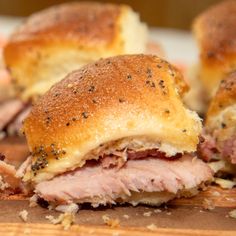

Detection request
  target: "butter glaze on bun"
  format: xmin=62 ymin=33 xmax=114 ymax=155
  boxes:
xmin=23 ymin=54 xmax=202 ymax=183
xmin=205 ymin=72 xmax=236 ymax=164
xmin=199 ymin=71 xmax=236 ymax=169
xmin=193 ymin=0 xmax=236 ymax=97
xmin=206 ymin=72 xmax=236 ymax=126
xmin=3 ymin=2 xmax=148 ymax=100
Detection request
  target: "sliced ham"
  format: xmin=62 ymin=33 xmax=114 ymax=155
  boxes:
xmin=198 ymin=134 xmax=218 ymax=162
xmin=101 ymin=149 xmax=181 ymax=169
xmin=0 ymin=160 xmax=22 ymax=192
xmin=35 ymin=155 xmax=213 ymax=205
xmin=0 ymin=69 xmax=12 ymax=103
xmin=16 ymin=156 xmax=32 ymax=179
xmin=127 ymin=149 xmax=182 ymax=160
xmin=0 ymin=99 xmax=25 ymax=131
xmin=199 ymin=133 xmax=236 ymax=165
xmin=101 ymin=155 xmax=123 ymax=169
xmin=222 ymin=136 xmax=236 ymax=164
xmin=7 ymin=106 xmax=31 ymax=136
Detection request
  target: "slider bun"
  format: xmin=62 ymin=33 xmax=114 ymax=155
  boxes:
xmin=3 ymin=2 xmax=147 ymax=101
xmin=205 ymin=72 xmax=236 ymax=142
xmin=193 ymin=0 xmax=236 ymax=97
xmin=23 ymin=54 xmax=202 ymax=183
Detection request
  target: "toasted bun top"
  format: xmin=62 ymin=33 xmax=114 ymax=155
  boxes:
xmin=23 ymin=55 xmax=202 ymax=183
xmin=193 ymin=0 xmax=236 ymax=65
xmin=8 ymin=2 xmax=122 ymax=48
xmin=4 ymin=2 xmax=148 ymax=101
xmin=206 ymin=71 xmax=236 ymax=129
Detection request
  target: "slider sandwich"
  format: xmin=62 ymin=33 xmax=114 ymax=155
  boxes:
xmin=1 ymin=1 xmax=148 ymax=136
xmin=19 ymin=55 xmax=213 ymax=207
xmin=199 ymin=71 xmax=236 ymax=174
xmin=193 ymin=0 xmax=236 ymax=100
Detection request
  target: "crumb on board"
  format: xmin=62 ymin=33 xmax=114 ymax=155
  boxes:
xmin=88 ymin=229 xmax=95 ymax=234
xmin=212 ymin=191 xmax=221 ymax=197
xmin=154 ymin=209 xmax=162 ymax=213
xmin=200 ymin=182 xmax=207 ymax=191
xmin=23 ymin=228 xmax=31 ymax=234
xmin=202 ymin=198 xmax=215 ymax=210
xmin=166 ymin=212 xmax=172 ymax=216
xmin=55 ymin=203 xmax=79 ymax=213
xmin=146 ymin=224 xmax=158 ymax=231
xmin=214 ymin=178 xmax=236 ymax=189
xmin=112 ymin=232 xmax=120 ymax=236
xmin=143 ymin=211 xmax=152 ymax=217
xmin=123 ymin=214 xmax=130 ymax=219
xmin=229 ymin=209 xmax=236 ymax=219
xmin=0 ymin=175 xmax=9 ymax=191
xmin=29 ymin=195 xmax=38 ymax=207
xmin=18 ymin=209 xmax=28 ymax=222
xmin=46 ymin=215 xmax=59 ymax=224
xmin=46 ymin=212 xmax=75 ymax=230
xmin=102 ymin=215 xmax=120 ymax=228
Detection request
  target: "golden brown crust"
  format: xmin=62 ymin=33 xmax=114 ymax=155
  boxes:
xmin=194 ymin=0 xmax=236 ymax=64
xmin=3 ymin=2 xmax=135 ymax=100
xmin=206 ymin=71 xmax=236 ymax=127
xmin=23 ymin=55 xmax=202 ymax=182
xmin=204 ymin=72 xmax=236 ymax=164
xmin=6 ymin=2 xmax=122 ymax=51
xmin=193 ymin=0 xmax=236 ymax=95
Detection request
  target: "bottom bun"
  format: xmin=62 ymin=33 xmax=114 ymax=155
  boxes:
xmin=120 ymin=187 xmax=199 ymax=207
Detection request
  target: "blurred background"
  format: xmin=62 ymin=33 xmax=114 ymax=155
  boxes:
xmin=0 ymin=0 xmax=223 ymax=29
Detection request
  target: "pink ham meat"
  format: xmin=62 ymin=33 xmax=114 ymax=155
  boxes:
xmin=0 ymin=160 xmax=22 ymax=193
xmin=7 ymin=106 xmax=31 ymax=136
xmin=198 ymin=134 xmax=218 ymax=162
xmin=101 ymin=149 xmax=181 ymax=168
xmin=0 ymin=99 xmax=25 ymax=130
xmin=127 ymin=149 xmax=181 ymax=160
xmin=0 ymin=69 xmax=12 ymax=103
xmin=222 ymin=136 xmax=236 ymax=164
xmin=199 ymin=133 xmax=236 ymax=165
xmin=35 ymin=155 xmax=213 ymax=204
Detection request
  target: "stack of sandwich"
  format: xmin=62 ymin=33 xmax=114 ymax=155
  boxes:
xmin=0 ymin=0 xmax=235 ymax=212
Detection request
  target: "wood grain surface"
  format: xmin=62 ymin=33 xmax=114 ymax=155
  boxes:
xmin=1 ymin=223 xmax=236 ymax=236
xmin=0 ymin=137 xmax=236 ymax=235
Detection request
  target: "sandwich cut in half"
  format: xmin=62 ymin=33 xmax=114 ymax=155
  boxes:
xmin=199 ymin=71 xmax=236 ymax=175
xmin=19 ymin=55 xmax=213 ymax=207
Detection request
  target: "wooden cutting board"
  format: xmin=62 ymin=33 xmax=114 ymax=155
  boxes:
xmin=0 ymin=137 xmax=236 ymax=236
